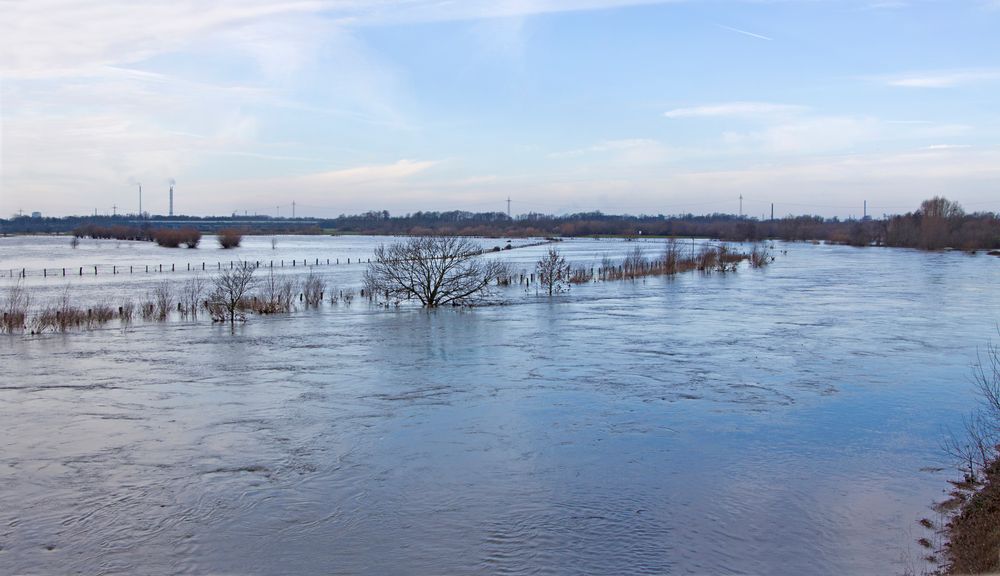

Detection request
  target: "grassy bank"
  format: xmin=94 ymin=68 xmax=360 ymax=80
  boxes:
xmin=922 ymin=342 xmax=1000 ymax=574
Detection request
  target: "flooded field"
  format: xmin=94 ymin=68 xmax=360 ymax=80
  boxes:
xmin=2 ymin=235 xmax=999 ymax=575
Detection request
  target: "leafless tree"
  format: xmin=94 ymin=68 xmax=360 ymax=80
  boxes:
xmin=622 ymin=245 xmax=647 ymax=279
xmin=209 ymin=262 xmax=256 ymax=324
xmin=536 ymin=247 xmax=571 ymax=296
xmin=946 ymin=340 xmax=1000 ymax=482
xmin=1 ymin=278 xmax=30 ymax=333
xmin=364 ymin=236 xmax=508 ymax=307
xmin=255 ymin=268 xmax=295 ymax=313
xmin=662 ymin=239 xmax=682 ymax=274
xmin=303 ymin=271 xmax=325 ymax=307
xmin=180 ymin=275 xmax=208 ymax=319
xmin=151 ymin=280 xmax=172 ymax=321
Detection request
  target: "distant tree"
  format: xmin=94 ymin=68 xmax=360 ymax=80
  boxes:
xmin=218 ymin=229 xmax=243 ymax=249
xmin=536 ymin=247 xmax=571 ymax=296
xmin=364 ymin=236 xmax=508 ymax=307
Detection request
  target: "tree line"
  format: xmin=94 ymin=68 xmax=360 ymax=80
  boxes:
xmin=4 ymin=197 xmax=998 ymax=251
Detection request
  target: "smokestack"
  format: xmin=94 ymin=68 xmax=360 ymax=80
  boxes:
xmin=138 ymin=183 xmax=142 ymax=217
xmin=169 ymin=185 xmax=174 ymax=217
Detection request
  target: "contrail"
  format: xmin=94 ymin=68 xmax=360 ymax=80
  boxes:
xmin=717 ymin=24 xmax=773 ymax=41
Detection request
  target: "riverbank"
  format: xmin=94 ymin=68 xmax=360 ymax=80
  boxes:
xmin=942 ymin=461 xmax=1000 ymax=574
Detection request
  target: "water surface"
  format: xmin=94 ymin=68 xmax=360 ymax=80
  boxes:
xmin=1 ymin=236 xmax=998 ymax=575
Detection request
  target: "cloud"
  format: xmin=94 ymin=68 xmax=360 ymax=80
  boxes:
xmin=885 ymin=70 xmax=1000 ymax=88
xmin=549 ymin=139 xmax=671 ymax=165
xmin=664 ymin=102 xmax=807 ymax=119
xmin=299 ymin=159 xmax=438 ymax=186
xmin=923 ymin=144 xmax=972 ymax=150
xmin=716 ymin=24 xmax=772 ymax=41
xmin=721 ymin=116 xmax=881 ymax=154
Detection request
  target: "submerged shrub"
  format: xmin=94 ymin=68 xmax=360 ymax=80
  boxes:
xmin=1 ymin=279 xmax=30 ymax=333
xmin=218 ymin=229 xmax=243 ymax=249
xmin=153 ymin=228 xmax=201 ymax=248
xmin=252 ymin=269 xmax=295 ymax=314
xmin=303 ymin=271 xmax=325 ymax=307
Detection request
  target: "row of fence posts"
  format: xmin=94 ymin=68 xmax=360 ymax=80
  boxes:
xmin=7 ymin=257 xmax=378 ymax=279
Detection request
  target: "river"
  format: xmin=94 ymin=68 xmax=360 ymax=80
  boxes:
xmin=1 ymin=235 xmax=998 ymax=574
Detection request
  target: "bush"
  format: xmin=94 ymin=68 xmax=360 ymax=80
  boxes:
xmin=218 ymin=229 xmax=243 ymax=249
xmin=1 ymin=279 xmax=30 ymax=333
xmin=152 ymin=228 xmax=201 ymax=248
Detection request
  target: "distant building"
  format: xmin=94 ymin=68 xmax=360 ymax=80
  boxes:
xmin=30 ymin=211 xmax=41 ymax=219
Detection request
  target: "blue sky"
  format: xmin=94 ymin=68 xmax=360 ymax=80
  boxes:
xmin=2 ymin=0 xmax=999 ymax=218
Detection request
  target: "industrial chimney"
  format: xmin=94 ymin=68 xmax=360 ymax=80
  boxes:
xmin=169 ymin=184 xmax=174 ymax=217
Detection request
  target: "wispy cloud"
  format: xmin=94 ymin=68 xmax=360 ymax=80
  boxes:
xmin=549 ymin=139 xmax=670 ymax=165
xmin=717 ymin=24 xmax=772 ymax=41
xmin=923 ymin=144 xmax=972 ymax=150
xmin=664 ymin=102 xmax=806 ymax=119
xmin=299 ymin=159 xmax=438 ymax=186
xmin=884 ymin=69 xmax=1000 ymax=88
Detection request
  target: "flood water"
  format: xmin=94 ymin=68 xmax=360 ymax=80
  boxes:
xmin=2 ymin=235 xmax=999 ymax=575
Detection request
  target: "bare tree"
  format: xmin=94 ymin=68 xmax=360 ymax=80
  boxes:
xmin=180 ymin=275 xmax=208 ymax=319
xmin=946 ymin=340 xmax=1000 ymax=482
xmin=208 ymin=262 xmax=257 ymax=324
xmin=303 ymin=271 xmax=325 ymax=307
xmin=255 ymin=268 xmax=296 ymax=313
xmin=622 ymin=245 xmax=647 ymax=279
xmin=536 ymin=247 xmax=571 ymax=296
xmin=364 ymin=236 xmax=508 ymax=307
xmin=151 ymin=280 xmax=173 ymax=321
xmin=1 ymin=278 xmax=30 ymax=333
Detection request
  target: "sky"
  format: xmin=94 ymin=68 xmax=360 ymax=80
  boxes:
xmin=1 ymin=0 xmax=998 ymax=219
